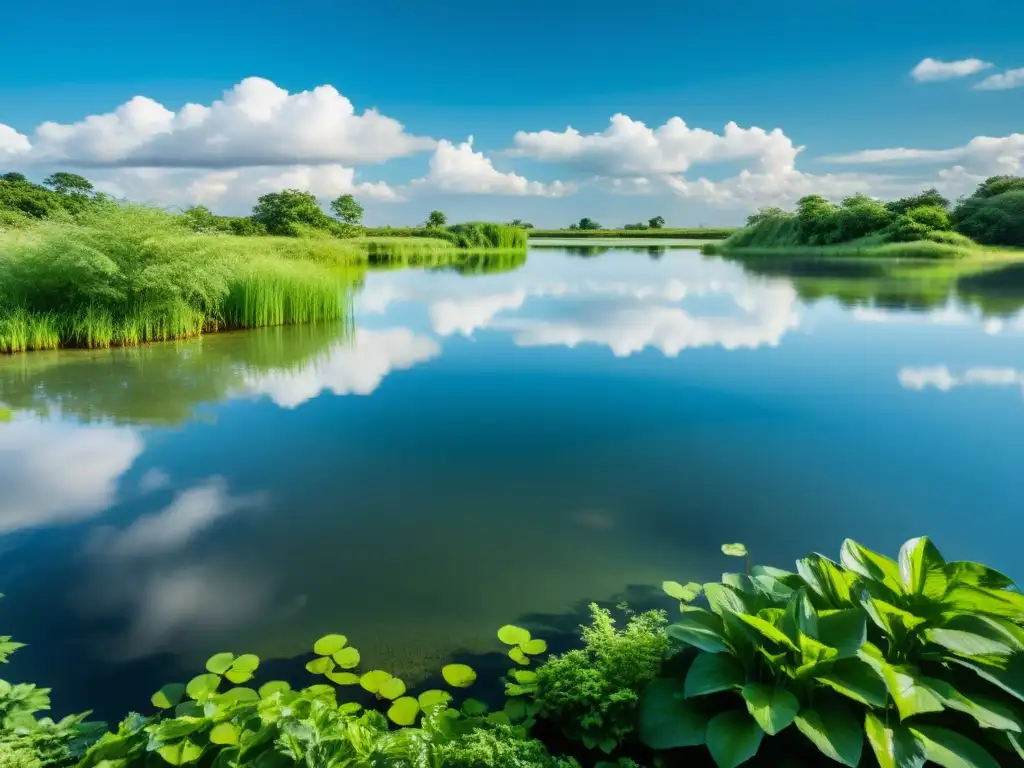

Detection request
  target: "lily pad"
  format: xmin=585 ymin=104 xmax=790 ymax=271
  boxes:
xmin=332 ymin=647 xmax=360 ymax=669
xmin=224 ymin=669 xmax=253 ymax=685
xmin=521 ymin=639 xmax=547 ymax=655
xmin=313 ymin=634 xmax=348 ymax=656
xmin=185 ymin=673 xmax=221 ymax=701
xmin=339 ymin=701 xmax=362 ymax=714
xmin=387 ymin=696 xmax=420 ymax=726
xmin=151 ymin=683 xmax=186 ymax=710
xmin=509 ymin=648 xmax=529 ymax=665
xmin=418 ymin=689 xmax=453 ymax=711
xmin=305 ymin=657 xmax=335 ymax=675
xmin=325 ymin=671 xmax=360 ymax=686
xmin=258 ymin=681 xmax=291 ymax=699
xmin=158 ymin=740 xmax=203 ymax=766
xmin=219 ymin=687 xmax=259 ymax=705
xmin=461 ymin=698 xmax=488 ymax=716
xmin=442 ymin=663 xmax=478 ymax=688
xmin=231 ymin=654 xmax=260 ymax=672
xmin=210 ymin=722 xmax=240 ymax=745
xmin=663 ymin=581 xmax=704 ymax=602
xmin=378 ymin=677 xmax=407 ymax=700
xmin=722 ymin=543 xmax=748 ymax=558
xmin=205 ymin=653 xmax=235 ymax=675
xmin=360 ymin=670 xmax=393 ymax=694
xmin=512 ymin=670 xmax=538 ymax=684
xmin=497 ymin=625 xmax=532 ymax=646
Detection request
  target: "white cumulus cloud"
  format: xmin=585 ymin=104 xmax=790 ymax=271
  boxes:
xmin=411 ymin=137 xmax=572 ymax=197
xmin=820 ymin=133 xmax=1024 ymax=178
xmin=0 ymin=418 xmax=143 ymax=534
xmin=7 ymin=77 xmax=434 ymax=168
xmin=975 ymin=67 xmax=1024 ymax=91
xmin=911 ymin=58 xmax=993 ymax=82
xmin=242 ymin=328 xmax=440 ymax=407
xmin=0 ymin=124 xmax=31 ymax=159
xmin=511 ymin=114 xmax=803 ymax=176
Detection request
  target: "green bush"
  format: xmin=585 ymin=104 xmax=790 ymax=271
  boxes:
xmin=952 ymin=190 xmax=1024 ymax=247
xmin=886 ymin=189 xmax=950 ymax=215
xmin=641 ymin=537 xmax=1024 ymax=767
xmin=905 ymin=204 xmax=952 ymax=231
xmin=528 ymin=604 xmax=668 ymax=755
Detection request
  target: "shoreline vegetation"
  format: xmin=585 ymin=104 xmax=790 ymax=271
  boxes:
xmin=0 ymin=173 xmax=527 ymax=354
xmin=4 ymin=536 xmax=1024 ymax=767
xmin=528 ymin=229 xmax=735 ymax=240
xmin=703 ymin=175 xmax=1024 ymax=261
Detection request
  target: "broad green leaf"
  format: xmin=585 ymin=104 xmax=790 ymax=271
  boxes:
xmin=218 ymin=686 xmax=258 ymax=705
xmin=209 ymin=723 xmax=239 ymax=746
xmin=797 ymin=554 xmax=857 ymax=607
xmin=741 ymin=684 xmax=799 ymax=735
xmin=734 ymin=612 xmax=799 ymax=651
xmin=926 ymin=628 xmax=1014 ymax=657
xmin=637 ymin=677 xmax=708 ymax=749
xmin=944 ymin=562 xmax=1015 ymax=591
xmin=231 ymin=654 xmax=259 ymax=672
xmin=909 ymin=725 xmax=1000 ymax=768
xmin=898 ymin=537 xmax=948 ymax=599
xmin=783 ymin=587 xmax=818 ymax=641
xmin=684 ymin=652 xmax=745 ymax=698
xmin=151 ymin=683 xmax=186 ymax=710
xmin=418 ymin=689 xmax=452 ymax=711
xmin=512 ymin=670 xmax=537 ymax=684
xmin=880 ymin=664 xmax=944 ymax=721
xmin=442 ymin=663 xmax=477 ymax=688
xmin=503 ymin=698 xmax=527 ymax=722
xmin=205 ymin=653 xmax=234 ymax=675
xmin=150 ymin=716 xmax=205 ymax=741
xmin=705 ymin=583 xmax=751 ymax=617
xmin=859 ymin=590 xmax=926 ymax=640
xmin=185 ymin=673 xmax=220 ymax=702
xmin=794 ymin=703 xmax=863 ymax=767
xmin=798 ymin=633 xmax=839 ymax=672
xmin=752 ymin=574 xmax=796 ymax=604
xmin=707 ymin=710 xmax=763 ymax=768
xmin=722 ymin=543 xmax=748 ymax=557
xmin=723 ymin=573 xmax=757 ymax=595
xmin=816 ymin=609 xmax=867 ymax=658
xmin=921 ymin=677 xmax=1022 ymax=732
xmin=461 ymin=698 xmax=488 ymax=716
xmin=313 ymin=634 xmax=348 ymax=655
xmin=332 ymin=647 xmax=360 ymax=668
xmin=339 ymin=701 xmax=362 ymax=714
xmin=865 ymin=712 xmax=924 ymax=768
xmin=944 ymin=655 xmax=1024 ymax=704
xmin=158 ymin=740 xmax=203 ymax=766
xmin=258 ymin=681 xmax=290 ymax=698
xmin=939 ymin=614 xmax=1024 ymax=652
xmin=815 ymin=658 xmax=887 ymax=707
xmin=224 ymin=669 xmax=252 ymax=685
xmin=497 ymin=625 xmax=531 ymax=646
xmin=944 ymin=584 xmax=1024 ymax=621
xmin=521 ymin=639 xmax=547 ymax=655
xmin=840 ymin=539 xmax=903 ymax=594
xmin=387 ymin=696 xmax=420 ymax=726
xmin=752 ymin=564 xmax=802 ymax=583
xmin=378 ymin=677 xmax=406 ymax=700
xmin=509 ymin=647 xmax=529 ymax=665
xmin=359 ymin=670 xmax=393 ymax=694
xmin=325 ymin=671 xmax=359 ymax=685
xmin=667 ymin=609 xmax=732 ymax=653
xmin=663 ymin=581 xmax=703 ymax=602
xmin=305 ymin=657 xmax=335 ymax=675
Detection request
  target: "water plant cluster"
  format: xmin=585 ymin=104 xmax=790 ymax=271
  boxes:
xmin=0 ymin=173 xmax=528 ymax=353
xmin=708 ymin=175 xmax=1024 ymax=258
xmin=2 ymin=536 xmax=1022 ymax=767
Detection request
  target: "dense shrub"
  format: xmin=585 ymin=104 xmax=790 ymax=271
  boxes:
xmin=904 ymin=204 xmax=952 ymax=231
xmin=886 ymin=188 xmax=950 ymax=215
xmin=952 ymin=189 xmax=1024 ymax=247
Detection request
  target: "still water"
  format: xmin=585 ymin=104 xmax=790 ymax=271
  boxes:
xmin=2 ymin=244 xmax=1023 ymax=719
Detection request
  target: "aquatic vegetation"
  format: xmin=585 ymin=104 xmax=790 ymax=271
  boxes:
xmin=529 ymin=228 xmax=735 ymax=240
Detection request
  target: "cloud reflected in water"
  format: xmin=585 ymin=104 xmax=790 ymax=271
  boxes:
xmin=899 ymin=366 xmax=1024 ymax=395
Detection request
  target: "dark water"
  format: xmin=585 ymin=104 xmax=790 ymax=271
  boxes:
xmin=2 ymin=245 xmax=1024 ymax=721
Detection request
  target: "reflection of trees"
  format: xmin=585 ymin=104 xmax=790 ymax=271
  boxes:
xmin=436 ymin=251 xmax=527 ymax=276
xmin=720 ymin=254 xmax=1024 ymax=316
xmin=0 ymin=321 xmax=352 ymax=426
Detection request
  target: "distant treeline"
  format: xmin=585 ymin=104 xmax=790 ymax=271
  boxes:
xmin=528 ymin=228 xmax=735 ymax=239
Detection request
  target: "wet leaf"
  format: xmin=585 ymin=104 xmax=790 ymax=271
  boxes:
xmin=205 ymin=653 xmax=235 ymax=675
xmin=325 ymin=671 xmax=360 ymax=686
xmin=418 ymin=689 xmax=452 ymax=711
xmin=258 ymin=681 xmax=290 ymax=699
xmin=231 ymin=654 xmax=260 ymax=672
xmin=442 ymin=664 xmax=477 ymax=688
xmin=521 ymin=639 xmax=547 ymax=655
xmin=209 ymin=723 xmax=239 ymax=746
xmin=185 ymin=674 xmax=221 ymax=702
xmin=339 ymin=701 xmax=362 ymax=714
xmin=305 ymin=657 xmax=335 ymax=675
xmin=332 ymin=647 xmax=360 ymax=669
xmin=722 ymin=543 xmax=748 ymax=558
xmin=387 ymin=696 xmax=419 ymax=726
xmin=509 ymin=648 xmax=530 ymax=665
xmin=224 ymin=669 xmax=253 ymax=685
xmin=151 ymin=683 xmax=186 ymax=710
xmin=359 ymin=670 xmax=393 ymax=694
xmin=497 ymin=625 xmax=531 ymax=646
xmin=663 ymin=581 xmax=703 ymax=602
xmin=313 ymin=634 xmax=348 ymax=656
xmin=378 ymin=677 xmax=407 ymax=700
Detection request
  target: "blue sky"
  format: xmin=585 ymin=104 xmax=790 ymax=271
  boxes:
xmin=2 ymin=0 xmax=1022 ymax=226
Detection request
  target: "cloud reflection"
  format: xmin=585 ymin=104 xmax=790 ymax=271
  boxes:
xmin=899 ymin=366 xmax=1024 ymax=394
xmin=242 ymin=328 xmax=440 ymax=408
xmin=0 ymin=417 xmax=142 ymax=534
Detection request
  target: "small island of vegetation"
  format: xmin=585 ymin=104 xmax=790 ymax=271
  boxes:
xmin=529 ymin=216 xmax=735 ymax=240
xmin=0 ymin=173 xmax=526 ymax=354
xmin=705 ymin=175 xmax=1024 ymax=260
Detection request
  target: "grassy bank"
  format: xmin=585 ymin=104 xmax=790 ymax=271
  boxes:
xmin=0 ymin=208 xmax=526 ymax=353
xmin=528 ymin=228 xmax=735 ymax=240
xmin=5 ymin=536 xmax=1024 ymax=768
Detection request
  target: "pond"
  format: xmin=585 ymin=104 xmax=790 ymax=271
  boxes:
xmin=2 ymin=243 xmax=1023 ymax=721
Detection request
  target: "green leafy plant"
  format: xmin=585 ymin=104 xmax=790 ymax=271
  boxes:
xmin=530 ymin=604 xmax=668 ymax=755
xmin=641 ymin=537 xmax=1024 ymax=767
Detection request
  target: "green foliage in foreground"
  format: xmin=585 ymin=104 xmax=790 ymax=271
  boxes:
xmin=4 ymin=536 xmax=1022 ymax=767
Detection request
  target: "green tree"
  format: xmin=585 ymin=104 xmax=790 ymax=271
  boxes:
xmin=577 ymin=217 xmax=602 ymax=230
xmin=647 ymin=215 xmax=665 ymax=229
xmin=42 ymin=172 xmax=94 ymax=196
xmin=970 ymin=175 xmax=1024 ymax=200
xmin=251 ymin=189 xmax=331 ymax=236
xmin=330 ymin=194 xmax=364 ymax=226
xmin=952 ymin=190 xmax=1024 ymax=246
xmin=886 ymin=188 xmax=950 ymax=215
xmin=1 ymin=172 xmax=29 ymax=184
xmin=427 ymin=210 xmax=448 ymax=228
xmin=509 ymin=219 xmax=534 ymax=229
xmin=623 ymin=222 xmax=648 ymax=230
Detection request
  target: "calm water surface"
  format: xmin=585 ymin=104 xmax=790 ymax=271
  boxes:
xmin=2 ymin=245 xmax=1023 ymax=718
